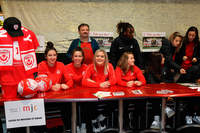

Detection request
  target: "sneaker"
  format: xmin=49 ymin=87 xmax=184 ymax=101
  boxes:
xmin=92 ymin=120 xmax=100 ymax=133
xmin=150 ymin=120 xmax=160 ymax=129
xmin=150 ymin=115 xmax=160 ymax=129
xmin=185 ymin=116 xmax=193 ymax=124
xmin=97 ymin=114 xmax=106 ymax=121
xmin=97 ymin=114 xmax=107 ymax=131
xmin=77 ymin=126 xmax=81 ymax=133
xmin=165 ymin=106 xmax=175 ymax=118
xmin=193 ymin=116 xmax=200 ymax=124
xmin=99 ymin=120 xmax=106 ymax=131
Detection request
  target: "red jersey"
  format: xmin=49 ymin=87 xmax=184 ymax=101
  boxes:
xmin=0 ymin=27 xmax=39 ymax=85
xmin=82 ymin=63 xmax=116 ymax=87
xmin=65 ymin=63 xmax=87 ymax=86
xmin=115 ymin=66 xmax=146 ymax=87
xmin=181 ymin=42 xmax=194 ymax=70
xmin=38 ymin=61 xmax=73 ymax=88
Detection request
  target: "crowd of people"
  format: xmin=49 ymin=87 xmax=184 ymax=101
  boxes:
xmin=1 ymin=17 xmax=200 ymax=133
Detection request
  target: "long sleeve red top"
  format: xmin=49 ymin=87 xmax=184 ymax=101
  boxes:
xmin=115 ymin=65 xmax=146 ymax=87
xmin=38 ymin=61 xmax=73 ymax=88
xmin=82 ymin=63 xmax=116 ymax=87
xmin=65 ymin=63 xmax=87 ymax=86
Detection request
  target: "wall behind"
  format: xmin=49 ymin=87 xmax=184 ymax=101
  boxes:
xmin=1 ymin=0 xmax=200 ymax=52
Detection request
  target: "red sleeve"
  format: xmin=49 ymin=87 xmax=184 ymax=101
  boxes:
xmin=107 ymin=63 xmax=116 ymax=85
xmin=115 ymin=67 xmax=128 ymax=87
xmin=82 ymin=64 xmax=100 ymax=87
xmin=29 ymin=29 xmax=39 ymax=49
xmin=63 ymin=71 xmax=73 ymax=88
xmin=38 ymin=61 xmax=48 ymax=75
xmin=62 ymin=64 xmax=73 ymax=88
xmin=134 ymin=66 xmax=146 ymax=86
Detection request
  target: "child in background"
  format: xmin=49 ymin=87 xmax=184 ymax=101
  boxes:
xmin=144 ymin=53 xmax=172 ymax=83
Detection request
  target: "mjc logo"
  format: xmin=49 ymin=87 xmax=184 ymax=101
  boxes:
xmin=23 ymin=104 xmax=37 ymax=112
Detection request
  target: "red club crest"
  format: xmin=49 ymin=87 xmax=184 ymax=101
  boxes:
xmin=0 ymin=50 xmax=10 ymax=64
xmin=13 ymin=24 xmax=19 ymax=30
xmin=24 ymin=54 xmax=34 ymax=68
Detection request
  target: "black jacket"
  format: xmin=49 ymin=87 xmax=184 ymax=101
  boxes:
xmin=110 ymin=35 xmax=144 ymax=69
xmin=160 ymin=38 xmax=182 ymax=72
xmin=144 ymin=65 xmax=173 ymax=84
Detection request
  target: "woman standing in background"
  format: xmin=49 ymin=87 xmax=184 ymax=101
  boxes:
xmin=110 ymin=22 xmax=144 ymax=70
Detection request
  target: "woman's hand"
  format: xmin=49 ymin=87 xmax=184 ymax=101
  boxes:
xmin=127 ymin=81 xmax=134 ymax=87
xmin=180 ymin=68 xmax=186 ymax=74
xmin=61 ymin=84 xmax=69 ymax=90
xmin=134 ymin=81 xmax=142 ymax=86
xmin=192 ymin=58 xmax=197 ymax=63
xmin=100 ymin=81 xmax=110 ymax=88
xmin=52 ymin=84 xmax=61 ymax=91
xmin=183 ymin=56 xmax=188 ymax=61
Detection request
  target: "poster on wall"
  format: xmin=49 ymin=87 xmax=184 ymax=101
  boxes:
xmin=0 ymin=14 xmax=4 ymax=27
xmin=142 ymin=32 xmax=166 ymax=52
xmin=90 ymin=32 xmax=113 ymax=52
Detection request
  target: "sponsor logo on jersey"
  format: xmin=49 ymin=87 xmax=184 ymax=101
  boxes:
xmin=56 ymin=70 xmax=61 ymax=74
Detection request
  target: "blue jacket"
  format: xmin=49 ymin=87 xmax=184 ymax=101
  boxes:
xmin=66 ymin=38 xmax=99 ymax=64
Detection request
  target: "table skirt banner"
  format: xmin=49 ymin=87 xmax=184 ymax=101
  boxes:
xmin=4 ymin=98 xmax=46 ymax=128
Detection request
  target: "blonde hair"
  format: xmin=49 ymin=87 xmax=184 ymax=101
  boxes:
xmin=93 ymin=49 xmax=109 ymax=75
xmin=117 ymin=52 xmax=134 ymax=74
xmin=168 ymin=32 xmax=183 ymax=53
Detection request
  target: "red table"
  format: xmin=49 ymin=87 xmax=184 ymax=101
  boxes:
xmin=1 ymin=83 xmax=200 ymax=133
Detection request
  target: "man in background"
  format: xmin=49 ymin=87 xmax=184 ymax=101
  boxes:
xmin=66 ymin=23 xmax=99 ymax=64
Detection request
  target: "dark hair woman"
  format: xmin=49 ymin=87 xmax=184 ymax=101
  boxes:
xmin=110 ymin=22 xmax=144 ymax=70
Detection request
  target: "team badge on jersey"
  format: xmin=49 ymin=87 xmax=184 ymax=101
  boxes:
xmin=14 ymin=24 xmax=19 ymax=30
xmin=56 ymin=70 xmax=61 ymax=74
xmin=0 ymin=50 xmax=10 ymax=64
xmin=24 ymin=54 xmax=34 ymax=68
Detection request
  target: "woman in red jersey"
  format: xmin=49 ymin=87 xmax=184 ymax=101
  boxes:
xmin=82 ymin=49 xmax=116 ymax=88
xmin=38 ymin=41 xmax=72 ymax=91
xmin=115 ymin=52 xmax=146 ymax=87
xmin=65 ymin=47 xmax=87 ymax=87
xmin=82 ymin=49 xmax=117 ymax=132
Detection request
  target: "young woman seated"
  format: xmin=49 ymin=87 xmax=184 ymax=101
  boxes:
xmin=115 ymin=52 xmax=146 ymax=87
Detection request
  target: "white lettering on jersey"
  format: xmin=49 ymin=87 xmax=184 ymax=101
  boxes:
xmin=13 ymin=41 xmax=21 ymax=61
xmin=24 ymin=34 xmax=32 ymax=42
xmin=0 ymin=30 xmax=7 ymax=37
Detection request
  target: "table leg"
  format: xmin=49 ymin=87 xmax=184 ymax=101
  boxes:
xmin=72 ymin=102 xmax=76 ymax=133
xmin=119 ymin=99 xmax=123 ymax=133
xmin=161 ymin=97 xmax=167 ymax=133
xmin=26 ymin=127 xmax=30 ymax=133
